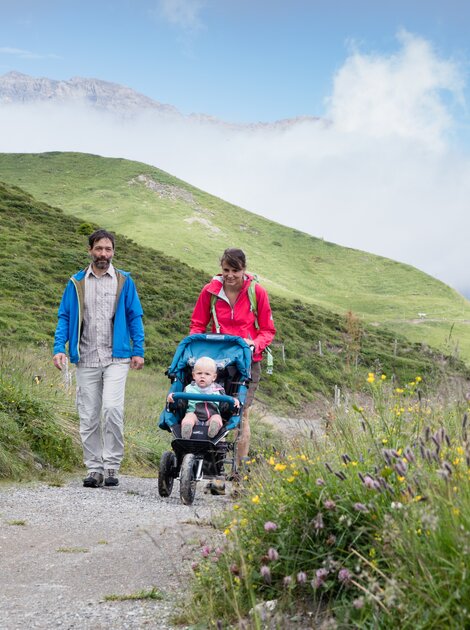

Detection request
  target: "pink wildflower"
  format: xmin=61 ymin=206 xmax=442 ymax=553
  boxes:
xmin=316 ymin=478 xmax=325 ymax=486
xmin=353 ymin=597 xmax=365 ymax=609
xmin=283 ymin=576 xmax=292 ymax=587
xmin=267 ymin=547 xmax=279 ymax=562
xmin=297 ymin=571 xmax=307 ymax=584
xmin=324 ymin=499 xmax=336 ymax=510
xmin=260 ymin=565 xmax=271 ymax=584
xmin=353 ymin=502 xmax=369 ymax=512
xmin=338 ymin=568 xmax=352 ymax=583
xmin=201 ymin=545 xmax=211 ymax=557
xmin=264 ymin=521 xmax=278 ymax=532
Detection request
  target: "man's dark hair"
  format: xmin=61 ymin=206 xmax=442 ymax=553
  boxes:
xmin=88 ymin=229 xmax=115 ymax=249
xmin=220 ymin=248 xmax=246 ymax=270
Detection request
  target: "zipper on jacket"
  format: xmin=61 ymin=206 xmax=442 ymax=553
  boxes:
xmin=71 ymin=277 xmax=81 ymax=361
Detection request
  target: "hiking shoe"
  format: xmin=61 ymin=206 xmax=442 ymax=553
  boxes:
xmin=208 ymin=418 xmax=221 ymax=438
xmin=104 ymin=470 xmax=119 ymax=487
xmin=210 ymin=479 xmax=226 ymax=495
xmin=83 ymin=472 xmax=104 ymax=488
xmin=181 ymin=424 xmax=192 ymax=439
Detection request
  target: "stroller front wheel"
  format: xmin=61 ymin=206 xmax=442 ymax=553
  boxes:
xmin=180 ymin=453 xmax=197 ymax=505
xmin=158 ymin=451 xmax=177 ymax=497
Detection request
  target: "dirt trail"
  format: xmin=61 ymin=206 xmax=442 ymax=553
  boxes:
xmin=0 ymin=475 xmax=229 ymax=630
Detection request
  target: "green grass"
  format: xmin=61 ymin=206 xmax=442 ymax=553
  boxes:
xmin=2 ymin=179 xmax=463 ymax=421
xmin=0 ymin=151 xmax=469 ymax=361
xmin=104 ymin=587 xmax=163 ymax=601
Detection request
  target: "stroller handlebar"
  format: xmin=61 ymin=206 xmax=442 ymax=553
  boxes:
xmin=170 ymin=392 xmax=240 ymax=411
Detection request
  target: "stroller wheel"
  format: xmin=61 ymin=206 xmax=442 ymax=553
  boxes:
xmin=158 ymin=451 xmax=177 ymax=497
xmin=180 ymin=453 xmax=197 ymax=505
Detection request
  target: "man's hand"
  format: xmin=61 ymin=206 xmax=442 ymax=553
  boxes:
xmin=53 ymin=353 xmax=67 ymax=370
xmin=130 ymin=356 xmax=144 ymax=370
xmin=167 ymin=392 xmax=174 ymax=403
xmin=233 ymin=398 xmax=240 ymax=408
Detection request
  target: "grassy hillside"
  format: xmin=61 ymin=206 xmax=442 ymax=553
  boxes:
xmin=0 ymin=152 xmax=469 ymax=361
xmin=1 ymin=180 xmax=466 ymax=415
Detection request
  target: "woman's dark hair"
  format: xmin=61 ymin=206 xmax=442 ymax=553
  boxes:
xmin=88 ymin=229 xmax=115 ymax=249
xmin=220 ymin=248 xmax=246 ymax=270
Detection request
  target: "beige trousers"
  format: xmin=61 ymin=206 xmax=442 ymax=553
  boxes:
xmin=76 ymin=363 xmax=130 ymax=474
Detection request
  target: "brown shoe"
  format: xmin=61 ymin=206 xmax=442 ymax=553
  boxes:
xmin=104 ymin=469 xmax=119 ymax=487
xmin=83 ymin=472 xmax=104 ymax=488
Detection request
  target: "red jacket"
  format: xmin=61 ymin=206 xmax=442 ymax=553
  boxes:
xmin=190 ymin=274 xmax=276 ymax=362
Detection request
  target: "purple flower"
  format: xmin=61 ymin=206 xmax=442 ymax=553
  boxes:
xmin=191 ymin=562 xmax=199 ymax=571
xmin=312 ymin=512 xmax=324 ymax=530
xmin=297 ymin=571 xmax=307 ymax=584
xmin=230 ymin=563 xmax=239 ymax=575
xmin=260 ymin=565 xmax=271 ymax=584
xmin=214 ymin=547 xmax=223 ymax=557
xmin=267 ymin=547 xmax=279 ymax=562
xmin=316 ymin=478 xmax=325 ymax=486
xmin=283 ymin=576 xmax=292 ymax=587
xmin=353 ymin=502 xmax=369 ymax=512
xmin=324 ymin=499 xmax=336 ymax=510
xmin=338 ymin=568 xmax=352 ymax=583
xmin=264 ymin=521 xmax=278 ymax=532
xmin=312 ymin=568 xmax=328 ymax=589
xmin=201 ymin=545 xmax=211 ymax=557
xmin=353 ymin=597 xmax=364 ymax=609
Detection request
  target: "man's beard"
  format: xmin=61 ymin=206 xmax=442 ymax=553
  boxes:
xmin=92 ymin=256 xmax=112 ymax=269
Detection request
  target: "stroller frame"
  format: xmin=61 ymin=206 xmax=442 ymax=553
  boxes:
xmin=158 ymin=334 xmax=252 ymax=505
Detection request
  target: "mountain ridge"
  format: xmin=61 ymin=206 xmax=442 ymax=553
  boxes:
xmin=0 ymin=71 xmax=321 ymax=130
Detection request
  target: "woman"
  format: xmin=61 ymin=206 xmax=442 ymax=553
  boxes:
xmin=190 ymin=248 xmax=276 ymax=464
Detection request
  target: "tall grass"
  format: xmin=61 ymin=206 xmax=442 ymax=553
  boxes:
xmin=185 ymin=374 xmax=470 ymax=628
xmin=0 ymin=345 xmax=172 ymax=479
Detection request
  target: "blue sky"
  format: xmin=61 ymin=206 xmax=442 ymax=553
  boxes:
xmin=1 ymin=0 xmax=469 ymax=124
xmin=1 ymin=1 xmax=470 ymax=297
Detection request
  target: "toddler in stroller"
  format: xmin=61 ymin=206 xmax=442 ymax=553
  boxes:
xmin=167 ymin=356 xmax=240 ymax=439
xmin=158 ymin=334 xmax=252 ymax=505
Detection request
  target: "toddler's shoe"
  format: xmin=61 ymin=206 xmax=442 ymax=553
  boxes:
xmin=181 ymin=424 xmax=192 ymax=439
xmin=208 ymin=418 xmax=221 ymax=438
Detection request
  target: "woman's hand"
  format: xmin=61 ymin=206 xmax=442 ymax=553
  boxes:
xmin=243 ymin=338 xmax=255 ymax=350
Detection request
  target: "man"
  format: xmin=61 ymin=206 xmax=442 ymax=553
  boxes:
xmin=53 ymin=229 xmax=145 ymax=488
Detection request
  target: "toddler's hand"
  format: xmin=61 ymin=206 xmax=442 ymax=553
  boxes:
xmin=233 ymin=398 xmax=240 ymax=408
xmin=167 ymin=393 xmax=174 ymax=403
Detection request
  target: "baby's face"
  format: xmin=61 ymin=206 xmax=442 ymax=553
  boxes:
xmin=193 ymin=362 xmax=217 ymax=388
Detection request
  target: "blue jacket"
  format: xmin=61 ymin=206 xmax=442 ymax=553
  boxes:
xmin=53 ymin=267 xmax=145 ymax=364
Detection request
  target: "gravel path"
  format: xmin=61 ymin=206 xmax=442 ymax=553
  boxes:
xmin=0 ymin=475 xmax=231 ymax=629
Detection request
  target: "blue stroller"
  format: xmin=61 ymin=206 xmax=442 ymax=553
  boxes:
xmin=158 ymin=333 xmax=252 ymax=505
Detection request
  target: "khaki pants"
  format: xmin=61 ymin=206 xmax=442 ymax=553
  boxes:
xmin=76 ymin=363 xmax=130 ymax=474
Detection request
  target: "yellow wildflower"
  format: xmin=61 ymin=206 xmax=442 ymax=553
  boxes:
xmin=251 ymin=495 xmax=260 ymax=504
xmin=415 ymin=376 xmax=422 ymax=382
xmin=287 ymin=476 xmax=295 ymax=483
xmin=381 ymin=374 xmax=387 ymax=380
xmin=367 ymin=373 xmax=375 ymax=383
xmin=268 ymin=456 xmax=276 ymax=466
xmin=274 ymin=463 xmax=287 ymax=472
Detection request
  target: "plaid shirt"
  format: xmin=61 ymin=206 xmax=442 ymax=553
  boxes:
xmin=78 ymin=263 xmax=129 ymax=368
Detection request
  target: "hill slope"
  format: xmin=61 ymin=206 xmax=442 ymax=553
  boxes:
xmin=2 ymin=181 xmax=465 ymax=413
xmin=0 ymin=151 xmax=469 ymax=362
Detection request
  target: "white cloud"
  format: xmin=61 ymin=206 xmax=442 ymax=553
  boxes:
xmin=157 ymin=0 xmax=207 ymax=30
xmin=327 ymin=31 xmax=464 ymax=149
xmin=0 ymin=46 xmax=59 ymax=59
xmin=0 ymin=32 xmax=469 ymax=295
